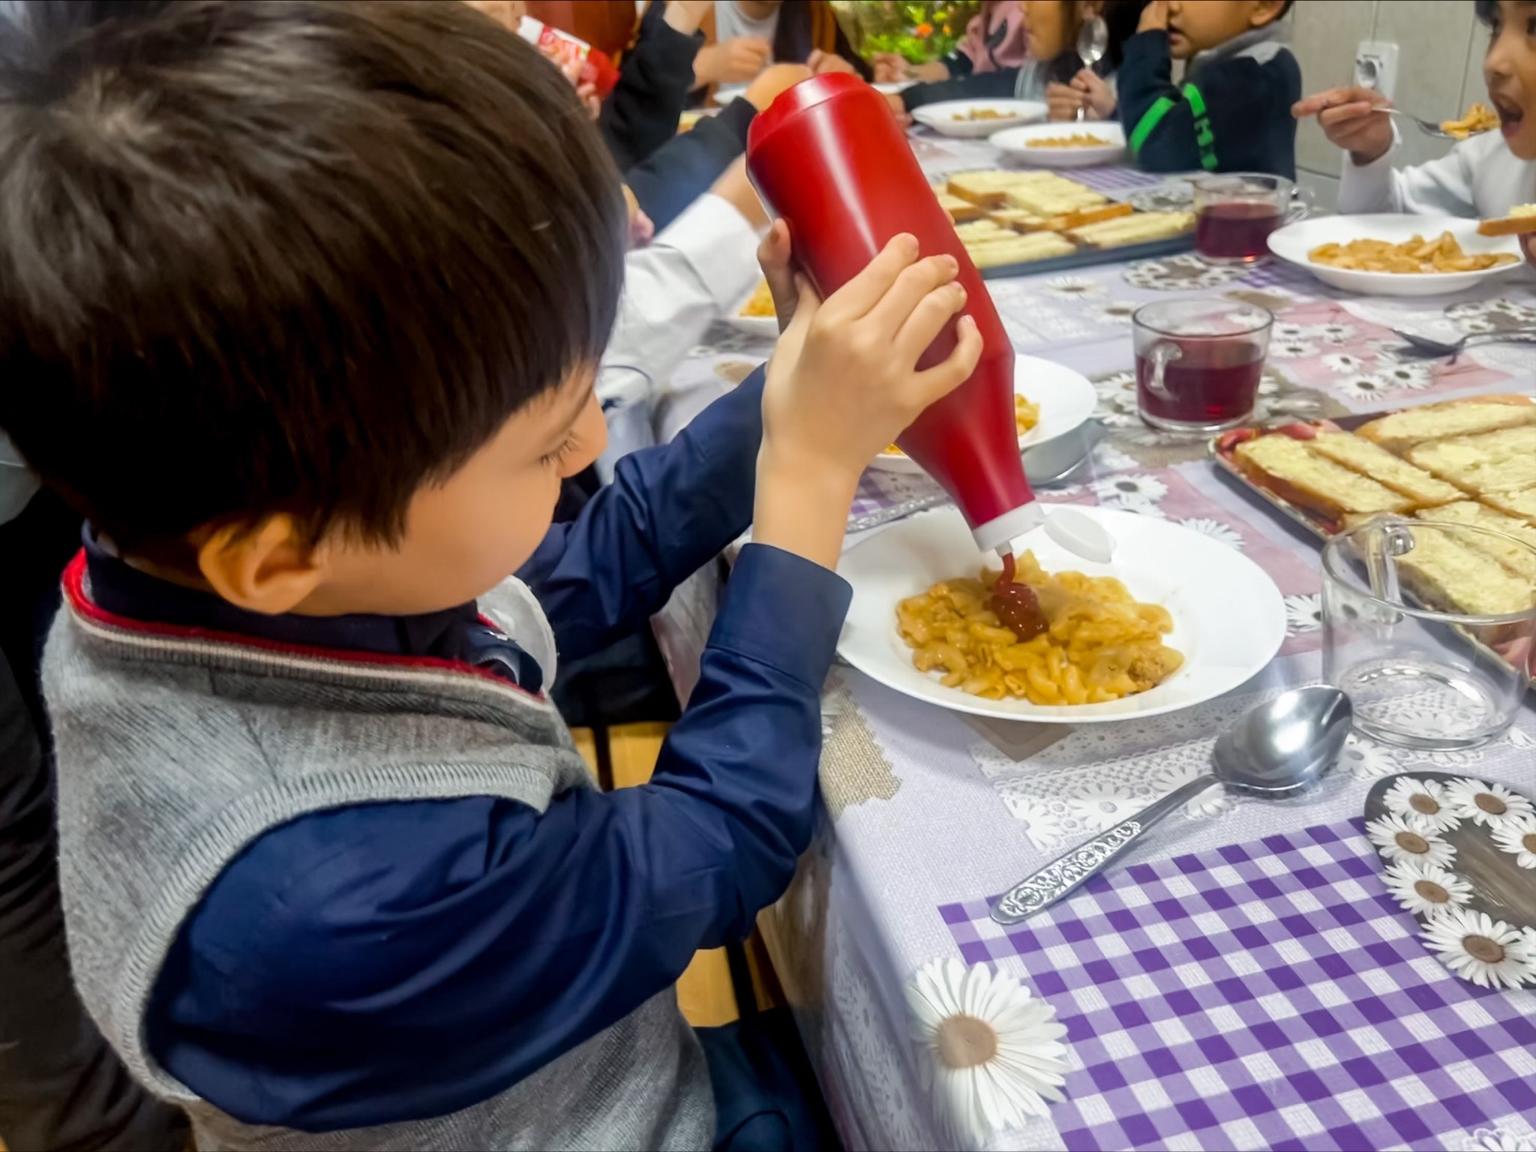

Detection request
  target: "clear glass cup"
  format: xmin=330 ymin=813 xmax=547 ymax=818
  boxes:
xmin=1192 ymin=172 xmax=1312 ymax=266
xmin=1132 ymin=300 xmax=1272 ymax=435
xmin=1322 ymin=518 xmax=1536 ymax=750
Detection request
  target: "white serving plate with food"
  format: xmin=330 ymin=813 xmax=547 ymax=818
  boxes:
xmin=989 ymin=122 xmax=1127 ymax=168
xmin=1267 ymin=214 xmax=1525 ymax=297
xmin=911 ymin=99 xmax=1047 ymax=138
xmin=836 ymin=506 xmax=1285 ymax=722
xmin=869 ymin=355 xmax=1096 ymax=475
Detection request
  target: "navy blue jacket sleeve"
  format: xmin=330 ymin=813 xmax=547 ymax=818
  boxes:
xmin=1117 ymin=32 xmax=1300 ymax=179
xmin=624 ymin=98 xmax=754 ymax=231
xmin=519 ymin=368 xmax=763 ymax=662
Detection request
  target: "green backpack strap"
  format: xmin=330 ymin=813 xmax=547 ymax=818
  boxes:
xmin=1128 ymin=95 xmax=1177 ymax=156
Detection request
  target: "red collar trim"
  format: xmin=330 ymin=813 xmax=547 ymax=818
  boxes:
xmin=61 ymin=551 xmax=545 ymax=701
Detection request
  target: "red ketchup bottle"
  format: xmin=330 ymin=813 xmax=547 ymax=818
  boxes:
xmin=746 ymin=73 xmax=1039 ymax=556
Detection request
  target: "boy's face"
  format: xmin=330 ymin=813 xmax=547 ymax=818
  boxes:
xmin=1165 ymin=1 xmax=1283 ymax=59
xmin=1486 ymin=0 xmax=1536 ymax=158
xmin=293 ymin=366 xmax=606 ymax=617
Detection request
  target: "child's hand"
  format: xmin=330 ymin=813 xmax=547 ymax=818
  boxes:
xmin=1046 ymin=81 xmax=1084 ymax=121
xmin=743 ymin=63 xmax=813 ymax=110
xmin=808 ymin=50 xmax=858 ymax=76
xmin=883 ymin=89 xmax=913 ymax=126
xmin=1292 ymin=86 xmax=1394 ymax=166
xmin=621 ymin=185 xmax=654 ymax=248
xmin=873 ymin=53 xmax=911 ymax=83
xmin=755 ymin=235 xmax=982 ymax=568
xmin=1523 ymin=233 xmax=1536 ymax=270
xmin=1073 ymin=69 xmax=1116 ymax=119
xmin=757 ymin=221 xmax=797 ymax=332
xmin=1138 ymin=1 xmax=1169 ymax=33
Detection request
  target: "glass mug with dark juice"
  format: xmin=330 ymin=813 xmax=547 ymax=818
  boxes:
xmin=1193 ymin=173 xmax=1311 ymax=265
xmin=1133 ymin=301 xmax=1273 ymax=433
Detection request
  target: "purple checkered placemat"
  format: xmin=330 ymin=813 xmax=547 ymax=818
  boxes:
xmin=1068 ymin=165 xmax=1169 ymax=194
xmin=940 ymin=823 xmax=1536 ymax=1151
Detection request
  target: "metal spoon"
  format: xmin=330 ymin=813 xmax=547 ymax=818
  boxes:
xmin=990 ymin=686 xmax=1354 ymax=925
xmin=1073 ymin=17 xmax=1108 ymax=121
xmin=1392 ymin=326 xmax=1536 ymax=359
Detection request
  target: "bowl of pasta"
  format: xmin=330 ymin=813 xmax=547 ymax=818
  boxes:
xmin=870 ymin=355 xmax=1097 ymax=475
xmin=836 ymin=506 xmax=1285 ymax=721
xmin=1267 ymin=214 xmax=1524 ymax=297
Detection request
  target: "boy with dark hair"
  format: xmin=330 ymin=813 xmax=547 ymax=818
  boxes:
xmin=1118 ymin=0 xmax=1300 ymax=177
xmin=0 ymin=1 xmax=982 ymax=1148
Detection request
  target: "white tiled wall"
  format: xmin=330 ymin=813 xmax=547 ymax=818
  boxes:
xmin=1286 ymin=0 xmax=1490 ymax=211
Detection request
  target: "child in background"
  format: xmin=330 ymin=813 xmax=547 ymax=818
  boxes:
xmin=0 ymin=4 xmax=981 ymax=1151
xmin=896 ymin=0 xmax=1146 ymax=118
xmin=1293 ymin=0 xmax=1536 ymax=266
xmin=695 ymin=0 xmax=868 ymax=91
xmin=1117 ymin=0 xmax=1300 ymax=177
xmin=872 ymin=0 xmax=1029 ymax=85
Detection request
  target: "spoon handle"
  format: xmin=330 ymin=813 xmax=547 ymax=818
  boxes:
xmin=990 ymin=774 xmax=1218 ymax=925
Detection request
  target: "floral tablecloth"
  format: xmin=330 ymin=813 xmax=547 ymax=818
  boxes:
xmin=647 ymin=153 xmax=1536 ymax=1151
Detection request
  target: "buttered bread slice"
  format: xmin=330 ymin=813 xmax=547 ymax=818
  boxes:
xmin=1308 ymin=432 xmax=1462 ymax=507
xmin=1234 ymin=434 xmax=1412 ymax=518
xmin=1394 ymin=527 xmax=1536 ymax=617
xmin=1483 ymin=485 xmax=1536 ymax=526
xmin=1356 ymin=395 xmax=1536 ymax=453
xmin=1407 ymin=423 xmax=1536 ymax=493
xmin=1417 ymin=501 xmax=1536 ymax=581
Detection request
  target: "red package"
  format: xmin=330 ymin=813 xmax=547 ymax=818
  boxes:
xmin=518 ymin=16 xmax=619 ymax=97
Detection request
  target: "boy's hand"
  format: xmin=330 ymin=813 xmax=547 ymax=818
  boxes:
xmin=1523 ymin=233 xmax=1536 ymax=270
xmin=755 ymin=235 xmax=982 ymax=568
xmin=744 ymin=63 xmax=813 ymax=110
xmin=1046 ymin=81 xmax=1083 ymax=121
xmin=883 ymin=89 xmax=913 ymax=126
xmin=1138 ymin=1 xmax=1169 ymax=33
xmin=1073 ymin=69 xmax=1116 ymax=119
xmin=1293 ymin=86 xmax=1394 ymax=165
xmin=808 ymin=50 xmax=858 ymax=76
xmin=757 ymin=221 xmax=797 ymax=332
xmin=873 ymin=53 xmax=910 ymax=82
xmin=697 ymin=37 xmax=773 ymax=86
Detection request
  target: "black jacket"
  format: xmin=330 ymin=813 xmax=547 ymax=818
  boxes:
xmin=600 ymin=0 xmax=701 ymax=171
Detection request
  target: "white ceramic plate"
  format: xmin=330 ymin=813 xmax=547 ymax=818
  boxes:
xmin=869 ymin=355 xmax=1097 ymax=475
xmin=911 ymin=99 xmax=1047 ymax=138
xmin=990 ymin=122 xmax=1127 ymax=168
xmin=1267 ymin=214 xmax=1525 ymax=297
xmin=836 ymin=507 xmax=1285 ymax=723
xmin=724 ymin=289 xmax=779 ymax=339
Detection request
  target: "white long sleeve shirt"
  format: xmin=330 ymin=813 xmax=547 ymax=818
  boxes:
xmin=1338 ymin=128 xmax=1536 ymax=219
xmin=596 ymin=192 xmax=762 ymax=476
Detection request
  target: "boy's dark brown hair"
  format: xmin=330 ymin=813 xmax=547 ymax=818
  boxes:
xmin=0 ymin=0 xmax=626 ymax=554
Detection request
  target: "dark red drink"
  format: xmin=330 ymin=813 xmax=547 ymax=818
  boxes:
xmin=1195 ymin=201 xmax=1282 ymax=264
xmin=1135 ymin=340 xmax=1263 ymax=429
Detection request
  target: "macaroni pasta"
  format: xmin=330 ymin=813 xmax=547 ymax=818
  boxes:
xmin=896 ymin=551 xmax=1183 ymax=705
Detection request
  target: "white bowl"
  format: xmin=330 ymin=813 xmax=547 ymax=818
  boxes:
xmin=1267 ymin=213 xmax=1525 ymax=297
xmin=990 ymin=122 xmax=1128 ymax=168
xmin=869 ymin=355 xmax=1096 ymax=475
xmin=911 ymin=99 xmax=1047 ymax=138
xmin=836 ymin=507 xmax=1286 ymax=723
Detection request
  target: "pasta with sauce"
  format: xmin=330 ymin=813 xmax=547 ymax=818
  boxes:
xmin=896 ymin=551 xmax=1183 ymax=705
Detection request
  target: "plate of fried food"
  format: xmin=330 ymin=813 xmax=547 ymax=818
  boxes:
xmin=1268 ymin=214 xmax=1524 ymax=296
xmin=835 ymin=506 xmax=1285 ymax=721
xmin=910 ymin=99 xmax=1047 ymax=138
xmin=989 ymin=122 xmax=1127 ymax=168
xmin=869 ymin=355 xmax=1098 ymax=475
xmin=727 ymin=280 xmax=781 ymax=338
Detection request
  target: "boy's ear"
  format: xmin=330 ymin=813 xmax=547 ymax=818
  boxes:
xmin=1250 ymin=0 xmax=1287 ymax=29
xmin=196 ymin=514 xmax=328 ymax=616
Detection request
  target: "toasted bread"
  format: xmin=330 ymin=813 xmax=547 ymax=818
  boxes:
xmin=1068 ymin=211 xmax=1194 ymax=248
xmin=1407 ymin=423 xmax=1536 ymax=494
xmin=1394 ymin=526 xmax=1536 ymax=617
xmin=1307 ymin=432 xmax=1463 ymax=507
xmin=1234 ymin=434 xmax=1412 ymax=520
xmin=963 ymin=232 xmax=1076 ymax=268
xmin=1482 ymin=485 xmax=1536 ymax=526
xmin=937 ymin=192 xmax=987 ymax=222
xmin=1417 ymin=502 xmax=1536 ymax=581
xmin=1355 ymin=395 xmax=1536 ymax=453
xmin=1476 ymin=203 xmax=1536 ymax=237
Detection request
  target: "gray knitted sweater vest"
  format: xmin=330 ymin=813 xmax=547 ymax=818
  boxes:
xmin=44 ymin=559 xmax=713 ymax=1151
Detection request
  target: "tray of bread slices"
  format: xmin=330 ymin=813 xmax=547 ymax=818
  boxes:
xmin=936 ymin=170 xmax=1195 ymax=277
xmin=1211 ymin=394 xmax=1536 ymax=680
